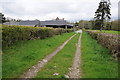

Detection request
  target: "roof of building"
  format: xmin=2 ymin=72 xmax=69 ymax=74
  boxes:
xmin=19 ymin=20 xmax=40 ymax=26
xmin=3 ymin=19 xmax=73 ymax=27
xmin=3 ymin=21 xmax=19 ymax=25
xmin=40 ymin=20 xmax=67 ymax=26
xmin=3 ymin=20 xmax=40 ymax=26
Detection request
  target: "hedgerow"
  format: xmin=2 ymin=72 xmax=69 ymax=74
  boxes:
xmin=86 ymin=30 xmax=120 ymax=59
xmin=2 ymin=25 xmax=73 ymax=47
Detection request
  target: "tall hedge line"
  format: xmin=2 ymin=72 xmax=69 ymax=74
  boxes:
xmin=86 ymin=31 xmax=120 ymax=59
xmin=2 ymin=25 xmax=73 ymax=47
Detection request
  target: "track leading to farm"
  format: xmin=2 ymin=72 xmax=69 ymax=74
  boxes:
xmin=20 ymin=33 xmax=77 ymax=78
xmin=68 ymin=31 xmax=82 ymax=78
xmin=35 ymin=30 xmax=82 ymax=78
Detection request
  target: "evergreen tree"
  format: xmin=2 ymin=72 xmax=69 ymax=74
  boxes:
xmin=94 ymin=0 xmax=111 ymax=31
xmin=0 ymin=13 xmax=6 ymax=24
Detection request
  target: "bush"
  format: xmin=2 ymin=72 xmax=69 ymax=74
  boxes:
xmin=87 ymin=30 xmax=120 ymax=59
xmin=97 ymin=33 xmax=120 ymax=58
xmin=86 ymin=30 xmax=100 ymax=40
xmin=2 ymin=25 xmax=73 ymax=47
xmin=111 ymin=20 xmax=119 ymax=31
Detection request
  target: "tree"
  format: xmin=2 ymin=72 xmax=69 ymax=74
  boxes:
xmin=56 ymin=17 xmax=60 ymax=20
xmin=75 ymin=22 xmax=79 ymax=26
xmin=94 ymin=0 xmax=111 ymax=31
xmin=78 ymin=20 xmax=93 ymax=29
xmin=0 ymin=13 xmax=6 ymax=24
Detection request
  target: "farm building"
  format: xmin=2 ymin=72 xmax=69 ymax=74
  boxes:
xmin=3 ymin=20 xmax=40 ymax=27
xmin=3 ymin=21 xmax=19 ymax=26
xmin=19 ymin=20 xmax=40 ymax=27
xmin=3 ymin=18 xmax=73 ymax=29
xmin=40 ymin=19 xmax=73 ymax=28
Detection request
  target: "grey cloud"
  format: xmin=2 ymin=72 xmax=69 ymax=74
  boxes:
xmin=1 ymin=0 xmax=119 ymax=21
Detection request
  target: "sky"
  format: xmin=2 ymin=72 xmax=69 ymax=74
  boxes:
xmin=0 ymin=0 xmax=119 ymax=22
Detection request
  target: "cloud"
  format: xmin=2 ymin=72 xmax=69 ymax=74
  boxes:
xmin=1 ymin=0 xmax=119 ymax=22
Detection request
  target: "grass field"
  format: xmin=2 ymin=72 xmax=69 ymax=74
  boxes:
xmin=35 ymin=34 xmax=80 ymax=78
xmin=88 ymin=30 xmax=120 ymax=34
xmin=101 ymin=30 xmax=119 ymax=34
xmin=81 ymin=32 xmax=118 ymax=78
xmin=2 ymin=32 xmax=75 ymax=78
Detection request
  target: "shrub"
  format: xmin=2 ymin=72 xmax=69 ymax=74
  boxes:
xmin=111 ymin=20 xmax=119 ymax=31
xmin=86 ymin=30 xmax=100 ymax=40
xmin=2 ymin=25 xmax=73 ymax=47
xmin=97 ymin=33 xmax=120 ymax=58
xmin=87 ymin=30 xmax=120 ymax=59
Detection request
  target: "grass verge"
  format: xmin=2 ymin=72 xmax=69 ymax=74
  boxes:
xmin=35 ymin=34 xmax=80 ymax=78
xmin=2 ymin=32 xmax=75 ymax=78
xmin=88 ymin=30 xmax=120 ymax=34
xmin=81 ymin=32 xmax=118 ymax=78
xmin=101 ymin=30 xmax=120 ymax=34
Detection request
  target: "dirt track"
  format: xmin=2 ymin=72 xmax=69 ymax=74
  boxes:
xmin=20 ymin=34 xmax=77 ymax=78
xmin=68 ymin=30 xmax=82 ymax=78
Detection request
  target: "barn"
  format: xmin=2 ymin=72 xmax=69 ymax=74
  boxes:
xmin=40 ymin=19 xmax=73 ymax=29
xmin=3 ymin=18 xmax=73 ymax=29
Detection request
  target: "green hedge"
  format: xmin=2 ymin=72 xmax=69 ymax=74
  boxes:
xmin=86 ymin=30 xmax=100 ymax=40
xmin=2 ymin=25 xmax=73 ymax=47
xmin=86 ymin=31 xmax=120 ymax=59
xmin=97 ymin=33 xmax=120 ymax=58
